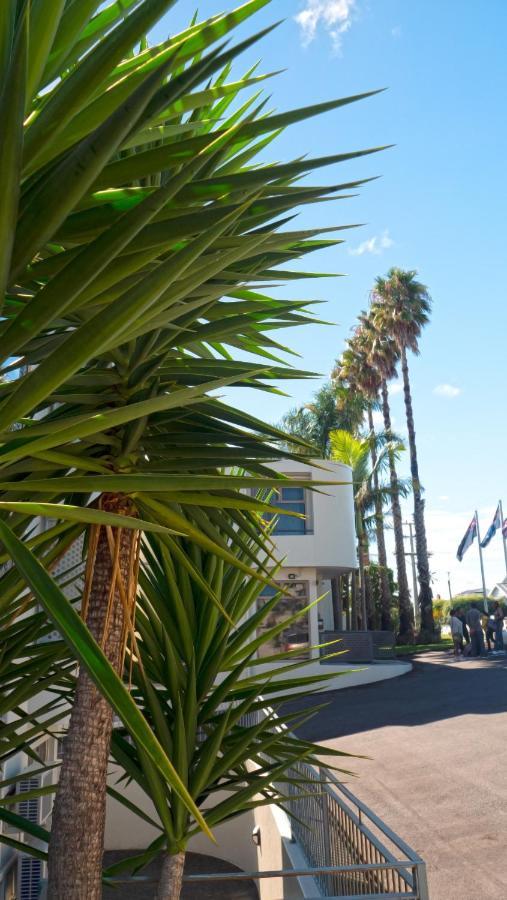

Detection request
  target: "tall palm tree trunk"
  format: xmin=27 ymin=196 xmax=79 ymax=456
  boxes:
xmin=361 ymin=536 xmax=375 ymax=629
xmin=380 ymin=382 xmax=414 ymax=641
xmin=350 ymin=569 xmax=359 ymax=629
xmin=156 ymin=851 xmax=186 ymax=900
xmin=356 ymin=517 xmax=368 ymax=631
xmin=367 ymin=407 xmax=393 ymax=630
xmin=48 ymin=496 xmax=138 ymax=900
xmin=400 ymin=348 xmax=434 ymax=637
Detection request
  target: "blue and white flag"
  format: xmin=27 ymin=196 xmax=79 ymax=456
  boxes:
xmin=457 ymin=514 xmax=477 ymax=561
xmin=503 ymin=518 xmax=507 ymax=539
xmin=480 ymin=504 xmax=502 ymax=548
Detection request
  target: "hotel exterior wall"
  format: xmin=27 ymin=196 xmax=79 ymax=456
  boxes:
xmin=268 ymin=459 xmax=356 ymax=570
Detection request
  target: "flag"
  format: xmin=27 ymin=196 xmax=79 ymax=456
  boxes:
xmin=480 ymin=504 xmax=502 ymax=548
xmin=457 ymin=514 xmax=477 ymax=561
xmin=503 ymin=518 xmax=507 ymax=539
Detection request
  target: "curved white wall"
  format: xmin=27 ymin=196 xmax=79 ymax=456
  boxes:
xmin=269 ymin=459 xmax=357 ymax=570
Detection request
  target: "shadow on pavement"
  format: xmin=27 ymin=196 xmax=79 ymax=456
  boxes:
xmin=284 ymin=652 xmax=507 ymax=741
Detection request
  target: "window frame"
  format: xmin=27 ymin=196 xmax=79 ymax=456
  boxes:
xmin=271 ymin=473 xmax=314 ymax=535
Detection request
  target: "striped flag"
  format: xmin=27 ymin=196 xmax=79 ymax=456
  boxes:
xmin=503 ymin=518 xmax=507 ymax=539
xmin=457 ymin=514 xmax=477 ymax=561
xmin=480 ymin=504 xmax=502 ymax=548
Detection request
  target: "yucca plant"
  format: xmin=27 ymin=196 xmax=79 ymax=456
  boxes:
xmin=0 ymin=0 xmax=382 ymax=895
xmin=5 ymin=522 xmax=352 ymax=900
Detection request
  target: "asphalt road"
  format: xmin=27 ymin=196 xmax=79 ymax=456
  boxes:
xmin=287 ymin=652 xmax=507 ymax=900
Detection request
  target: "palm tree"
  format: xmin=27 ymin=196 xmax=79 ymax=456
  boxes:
xmin=329 ymin=428 xmax=406 ymax=632
xmin=5 ymin=519 xmax=353 ymax=900
xmin=107 ymin=525 xmax=352 ymax=899
xmin=356 ymin=317 xmax=415 ymax=640
xmin=0 ymin=2 xmax=382 ymax=894
xmin=334 ymin=338 xmax=400 ymax=633
xmin=279 ymin=381 xmax=366 ymax=457
xmin=372 ymin=269 xmax=434 ymax=636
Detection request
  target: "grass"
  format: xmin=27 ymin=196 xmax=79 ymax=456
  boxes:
xmin=395 ymin=639 xmax=453 ymax=657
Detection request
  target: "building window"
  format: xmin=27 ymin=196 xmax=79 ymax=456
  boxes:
xmin=271 ymin=485 xmax=307 ymax=535
xmin=257 ymin=580 xmax=309 ymax=659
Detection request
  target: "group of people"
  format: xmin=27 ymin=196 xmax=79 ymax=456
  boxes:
xmin=449 ymin=602 xmax=505 ymax=658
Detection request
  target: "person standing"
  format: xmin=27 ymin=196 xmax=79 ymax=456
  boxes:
xmin=493 ymin=601 xmax=505 ymax=652
xmin=484 ymin=612 xmax=495 ymax=652
xmin=456 ymin=607 xmax=470 ymax=645
xmin=466 ymin=603 xmax=485 ymax=657
xmin=450 ymin=609 xmax=464 ymax=657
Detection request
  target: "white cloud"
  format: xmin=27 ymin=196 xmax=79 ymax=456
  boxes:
xmin=295 ymin=0 xmax=356 ymax=50
xmin=433 ymin=383 xmax=461 ymax=398
xmin=371 ymin=409 xmax=384 ymax=429
xmin=389 ymin=382 xmax=403 ymax=396
xmin=439 ymin=495 xmax=449 ymax=502
xmin=391 ymin=25 xmax=402 ymax=38
xmin=348 ymin=229 xmax=394 ymax=256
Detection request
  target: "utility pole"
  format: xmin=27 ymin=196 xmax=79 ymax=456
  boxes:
xmin=404 ymin=520 xmax=419 ymax=627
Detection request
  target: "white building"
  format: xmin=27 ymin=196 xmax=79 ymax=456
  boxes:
xmin=255 ymin=458 xmax=357 ymax=662
xmin=490 ymin=577 xmax=507 ymax=601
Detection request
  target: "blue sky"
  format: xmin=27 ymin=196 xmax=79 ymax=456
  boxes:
xmin=154 ymin=1 xmax=507 ymax=597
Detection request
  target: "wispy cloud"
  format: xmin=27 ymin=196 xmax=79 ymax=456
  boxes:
xmin=439 ymin=495 xmax=449 ymax=502
xmin=348 ymin=229 xmax=394 ymax=256
xmin=295 ymin=0 xmax=356 ymax=50
xmin=391 ymin=25 xmax=402 ymax=38
xmin=389 ymin=382 xmax=403 ymax=396
xmin=433 ymin=383 xmax=461 ymax=398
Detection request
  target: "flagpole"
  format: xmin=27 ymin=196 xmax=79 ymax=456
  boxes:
xmin=499 ymin=499 xmax=507 ymax=578
xmin=475 ymin=510 xmax=488 ymax=611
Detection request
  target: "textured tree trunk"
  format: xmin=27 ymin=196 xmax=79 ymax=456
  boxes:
xmin=350 ymin=569 xmax=358 ymax=629
xmin=368 ymin=407 xmax=393 ymax=631
xmin=381 ymin=382 xmax=414 ymax=642
xmin=401 ymin=348 xmax=434 ymax=638
xmin=357 ymin=513 xmax=371 ymax=631
xmin=344 ymin=575 xmax=351 ymax=630
xmin=156 ymin=851 xmax=186 ymax=900
xmin=331 ymin=576 xmax=342 ymax=630
xmin=361 ymin=539 xmax=375 ymax=630
xmin=47 ymin=496 xmax=138 ymax=900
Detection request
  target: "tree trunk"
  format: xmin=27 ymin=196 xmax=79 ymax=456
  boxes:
xmin=368 ymin=407 xmax=393 ymax=630
xmin=381 ymin=382 xmax=414 ymax=642
xmin=47 ymin=496 xmax=138 ymax=900
xmin=156 ymin=851 xmax=186 ymax=900
xmin=350 ymin=569 xmax=358 ymax=629
xmin=331 ymin=576 xmax=342 ymax=630
xmin=357 ymin=512 xmax=371 ymax=631
xmin=344 ymin=575 xmax=351 ymax=630
xmin=401 ymin=348 xmax=434 ymax=638
xmin=361 ymin=540 xmax=375 ymax=630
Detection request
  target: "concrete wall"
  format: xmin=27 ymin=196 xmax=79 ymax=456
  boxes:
xmin=269 ymin=459 xmax=357 ymax=570
xmin=104 ymin=775 xmax=314 ymax=899
xmin=250 ymin=659 xmax=412 ymax=694
xmin=105 ymin=773 xmax=259 ymax=872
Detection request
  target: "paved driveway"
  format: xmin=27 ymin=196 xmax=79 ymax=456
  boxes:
xmin=288 ymin=652 xmax=507 ymax=900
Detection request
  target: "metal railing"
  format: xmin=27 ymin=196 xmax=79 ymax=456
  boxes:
xmin=241 ymin=702 xmax=429 ymax=899
xmin=280 ymin=759 xmax=428 ymax=898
